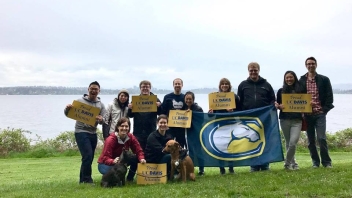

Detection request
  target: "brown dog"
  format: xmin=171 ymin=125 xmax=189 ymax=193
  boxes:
xmin=162 ymin=140 xmax=195 ymax=182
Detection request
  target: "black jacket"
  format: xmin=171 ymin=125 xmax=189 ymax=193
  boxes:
xmin=182 ymin=103 xmax=203 ymax=112
xmin=144 ymin=130 xmax=173 ymax=163
xmin=299 ymin=73 xmax=334 ymax=114
xmin=128 ymin=92 xmax=162 ymax=140
xmin=276 ymin=88 xmax=302 ymax=120
xmin=237 ymin=77 xmax=276 ymax=110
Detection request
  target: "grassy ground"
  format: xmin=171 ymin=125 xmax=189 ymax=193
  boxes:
xmin=0 ymin=153 xmax=351 ymax=198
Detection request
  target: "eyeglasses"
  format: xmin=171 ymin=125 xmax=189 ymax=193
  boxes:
xmin=141 ymin=86 xmax=150 ymax=89
xmin=249 ymin=70 xmax=259 ymax=73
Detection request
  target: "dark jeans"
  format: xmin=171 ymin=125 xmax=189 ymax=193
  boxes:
xmin=169 ymin=128 xmax=186 ymax=149
xmin=97 ymin=155 xmax=139 ymax=181
xmin=75 ymin=132 xmax=97 ymax=183
xmin=159 ymin=154 xmax=171 ymax=180
xmin=306 ymin=114 xmax=332 ymax=167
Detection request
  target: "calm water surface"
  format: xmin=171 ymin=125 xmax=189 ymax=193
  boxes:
xmin=1 ymin=94 xmax=351 ymax=140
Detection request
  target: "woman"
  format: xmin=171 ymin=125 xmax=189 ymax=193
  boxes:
xmin=209 ymin=78 xmax=241 ymax=175
xmin=275 ymin=71 xmax=303 ymax=170
xmin=103 ymin=89 xmax=129 ymax=139
xmin=183 ymin=91 xmax=205 ymax=176
xmin=97 ymin=117 xmax=146 ymax=182
xmin=144 ymin=114 xmax=174 ymax=180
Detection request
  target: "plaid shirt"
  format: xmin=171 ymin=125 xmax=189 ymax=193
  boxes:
xmin=306 ymin=74 xmax=323 ymax=115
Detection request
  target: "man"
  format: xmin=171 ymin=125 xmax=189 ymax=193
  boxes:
xmin=128 ymin=80 xmax=162 ymax=151
xmin=161 ymin=78 xmax=186 ymax=148
xmin=237 ymin=62 xmax=276 ymax=172
xmin=299 ymin=56 xmax=333 ymax=168
xmin=64 ymin=81 xmax=106 ymax=184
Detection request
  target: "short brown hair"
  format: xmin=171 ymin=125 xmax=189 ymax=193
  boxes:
xmin=115 ymin=117 xmax=131 ymax=131
xmin=173 ymin=78 xmax=183 ymax=85
xmin=157 ymin=114 xmax=168 ymax=123
xmin=248 ymin=62 xmax=260 ymax=70
xmin=139 ymin=80 xmax=151 ymax=88
xmin=218 ymin=78 xmax=232 ymax=92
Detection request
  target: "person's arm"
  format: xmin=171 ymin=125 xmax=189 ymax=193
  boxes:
xmin=127 ymin=102 xmax=134 ymax=118
xmin=161 ymin=95 xmax=168 ymax=115
xmin=268 ymin=83 xmax=276 ymax=105
xmin=234 ymin=94 xmax=241 ymax=111
xmin=237 ymin=83 xmax=244 ymax=110
xmin=276 ymin=89 xmax=282 ymax=104
xmin=98 ymin=102 xmax=107 ymax=125
xmin=130 ymin=135 xmax=145 ymax=161
xmin=100 ymin=137 xmax=116 ymax=165
xmin=64 ymin=104 xmax=72 ymax=116
xmin=103 ymin=103 xmax=112 ymax=124
xmin=156 ymin=97 xmax=162 ymax=115
xmin=323 ymin=76 xmax=334 ymax=113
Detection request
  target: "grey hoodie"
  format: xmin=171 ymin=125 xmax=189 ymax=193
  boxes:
xmin=64 ymin=94 xmax=107 ymax=134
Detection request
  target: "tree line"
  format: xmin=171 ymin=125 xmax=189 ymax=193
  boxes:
xmin=0 ymin=86 xmax=351 ymax=95
xmin=0 ymin=86 xmax=218 ymax=95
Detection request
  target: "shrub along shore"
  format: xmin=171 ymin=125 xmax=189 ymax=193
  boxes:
xmin=1 ymin=127 xmax=352 ymax=158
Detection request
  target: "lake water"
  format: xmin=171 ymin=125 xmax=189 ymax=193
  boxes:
xmin=1 ymin=94 xmax=351 ymax=140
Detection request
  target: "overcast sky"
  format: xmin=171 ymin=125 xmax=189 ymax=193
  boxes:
xmin=0 ymin=0 xmax=351 ymax=90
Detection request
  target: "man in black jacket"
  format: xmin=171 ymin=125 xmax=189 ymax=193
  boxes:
xmin=237 ymin=62 xmax=276 ymax=172
xmin=128 ymin=80 xmax=162 ymax=151
xmin=299 ymin=56 xmax=334 ymax=168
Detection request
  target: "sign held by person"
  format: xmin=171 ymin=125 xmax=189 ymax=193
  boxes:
xmin=132 ymin=95 xmax=158 ymax=112
xmin=282 ymin=94 xmax=312 ymax=113
xmin=66 ymin=100 xmax=100 ymax=126
xmin=208 ymin=92 xmax=236 ymax=110
xmin=168 ymin=110 xmax=192 ymax=128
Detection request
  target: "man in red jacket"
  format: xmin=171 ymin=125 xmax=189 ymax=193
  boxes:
xmin=97 ymin=117 xmax=146 ymax=182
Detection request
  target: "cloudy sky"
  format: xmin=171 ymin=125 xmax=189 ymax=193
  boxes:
xmin=0 ymin=0 xmax=351 ymax=90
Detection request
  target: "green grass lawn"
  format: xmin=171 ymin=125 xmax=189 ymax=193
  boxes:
xmin=1 ymin=152 xmax=351 ymax=198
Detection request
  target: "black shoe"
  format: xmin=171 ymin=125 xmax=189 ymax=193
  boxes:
xmin=198 ymin=171 xmax=205 ymax=176
xmin=229 ymin=168 xmax=235 ymax=174
xmin=220 ymin=167 xmax=225 ymax=175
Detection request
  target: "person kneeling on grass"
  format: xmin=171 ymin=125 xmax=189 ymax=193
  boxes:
xmin=144 ymin=114 xmax=174 ymax=180
xmin=97 ymin=117 xmax=146 ymax=182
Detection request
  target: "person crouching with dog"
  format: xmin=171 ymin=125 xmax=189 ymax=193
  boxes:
xmin=144 ymin=114 xmax=174 ymax=180
xmin=97 ymin=117 xmax=146 ymax=182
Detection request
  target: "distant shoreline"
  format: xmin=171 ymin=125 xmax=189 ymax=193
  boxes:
xmin=1 ymin=86 xmax=351 ymax=95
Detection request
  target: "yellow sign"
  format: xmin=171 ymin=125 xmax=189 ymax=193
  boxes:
xmin=208 ymin=92 xmax=236 ymax=110
xmin=132 ymin=95 xmax=158 ymax=112
xmin=66 ymin=100 xmax=100 ymax=126
xmin=136 ymin=163 xmax=167 ymax=185
xmin=282 ymin=94 xmax=312 ymax=113
xmin=167 ymin=110 xmax=192 ymax=128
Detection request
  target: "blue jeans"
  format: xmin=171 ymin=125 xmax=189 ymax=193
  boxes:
xmin=280 ymin=119 xmax=302 ymax=166
xmin=306 ymin=114 xmax=332 ymax=167
xmin=98 ymin=155 xmax=139 ymax=181
xmin=75 ymin=132 xmax=97 ymax=183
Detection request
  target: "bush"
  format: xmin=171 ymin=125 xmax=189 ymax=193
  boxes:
xmin=0 ymin=128 xmax=31 ymax=156
xmin=2 ymin=127 xmax=352 ymax=158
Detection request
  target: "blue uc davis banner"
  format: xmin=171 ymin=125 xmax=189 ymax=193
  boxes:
xmin=187 ymin=105 xmax=284 ymax=167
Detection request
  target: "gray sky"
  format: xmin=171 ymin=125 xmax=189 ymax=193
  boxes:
xmin=1 ymin=0 xmax=351 ymax=90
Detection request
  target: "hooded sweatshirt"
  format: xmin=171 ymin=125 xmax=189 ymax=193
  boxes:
xmin=64 ymin=94 xmax=106 ymax=134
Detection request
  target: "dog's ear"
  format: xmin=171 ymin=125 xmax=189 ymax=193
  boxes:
xmin=175 ymin=142 xmax=180 ymax=148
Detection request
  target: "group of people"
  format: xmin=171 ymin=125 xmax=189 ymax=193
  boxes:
xmin=64 ymin=56 xmax=334 ymax=184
